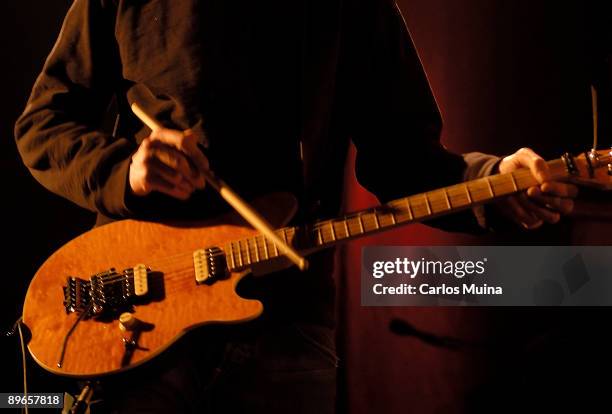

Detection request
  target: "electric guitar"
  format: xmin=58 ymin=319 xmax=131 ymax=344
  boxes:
xmin=22 ymin=149 xmax=612 ymax=377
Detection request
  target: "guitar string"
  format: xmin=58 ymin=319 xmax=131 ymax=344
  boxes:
xmin=115 ymin=171 xmax=537 ymax=272
xmin=83 ymin=164 xmax=560 ymax=284
xmin=99 ymin=162 xmax=560 ymax=277
xmin=90 ymin=167 xmax=547 ymax=289
xmin=93 ymin=178 xmax=544 ymax=291
xmin=66 ymin=165 xmax=576 ymax=315
xmin=97 ymin=191 xmax=523 ymax=291
xmin=143 ymin=181 xmax=550 ymax=292
xmin=81 ymin=164 xmax=574 ymax=299
xmin=95 ymin=176 xmax=543 ymax=289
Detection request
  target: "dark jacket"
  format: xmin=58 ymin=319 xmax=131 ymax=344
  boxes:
xmin=14 ymin=0 xmax=498 ymax=226
xmin=14 ymin=0 xmax=499 ymax=325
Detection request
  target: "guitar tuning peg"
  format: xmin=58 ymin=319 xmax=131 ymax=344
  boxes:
xmin=607 ymin=164 xmax=612 ymax=176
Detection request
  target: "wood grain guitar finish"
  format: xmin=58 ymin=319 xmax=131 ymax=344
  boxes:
xmin=23 ymin=193 xmax=297 ymax=377
xmin=22 ymin=150 xmax=612 ymax=378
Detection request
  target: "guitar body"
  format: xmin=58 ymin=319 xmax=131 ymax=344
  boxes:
xmin=21 ymin=148 xmax=612 ymax=379
xmin=23 ymin=193 xmax=297 ymax=378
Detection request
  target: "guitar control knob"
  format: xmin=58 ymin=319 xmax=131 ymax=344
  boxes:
xmin=119 ymin=312 xmax=138 ymax=332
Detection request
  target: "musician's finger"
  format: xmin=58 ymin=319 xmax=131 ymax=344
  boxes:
xmin=517 ymin=193 xmax=560 ymax=224
xmin=500 ymin=147 xmax=550 ymax=183
xmin=148 ymin=129 xmax=199 ymax=175
xmin=519 ymin=148 xmax=551 ymax=183
xmin=147 ymin=157 xmax=194 ymax=192
xmin=526 ymin=186 xmax=575 ymax=214
xmin=183 ymin=129 xmax=209 ymax=188
xmin=540 ymin=181 xmax=579 ymax=198
xmin=148 ymin=141 xmax=198 ymax=188
xmin=499 ymin=195 xmax=543 ymax=228
xmin=150 ymin=128 xmax=208 ymax=188
xmin=146 ymin=172 xmax=193 ymax=201
xmin=149 ymin=127 xmax=184 ymax=146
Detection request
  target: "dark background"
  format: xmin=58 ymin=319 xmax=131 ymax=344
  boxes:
xmin=2 ymin=1 xmax=612 ymax=412
xmin=339 ymin=1 xmax=612 ymax=413
xmin=1 ymin=0 xmax=94 ymax=397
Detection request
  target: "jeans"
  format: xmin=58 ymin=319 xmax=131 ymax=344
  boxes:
xmin=94 ymin=321 xmax=338 ymax=413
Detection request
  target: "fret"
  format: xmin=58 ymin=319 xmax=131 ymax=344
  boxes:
xmin=389 ymin=211 xmax=397 ymax=225
xmin=464 ymin=184 xmax=472 ymax=204
xmin=262 ymin=236 xmax=270 ymax=259
xmin=373 ymin=212 xmax=381 ymax=229
xmin=379 ymin=210 xmax=395 ymax=227
xmin=281 ymin=229 xmax=289 ymax=245
xmin=331 ymin=222 xmax=341 ymax=239
xmin=490 ymin=174 xmax=518 ymax=197
xmin=237 ymin=240 xmax=244 ymax=266
xmin=228 ymin=242 xmax=236 ymax=269
xmin=343 ymin=220 xmax=351 ymax=238
xmin=273 ymin=236 xmax=280 ymax=256
xmin=243 ymin=239 xmax=251 ymax=264
xmin=348 ymin=217 xmax=362 ymax=235
xmin=428 ymin=192 xmax=444 ymax=214
xmin=251 ymin=238 xmax=259 ymax=262
xmin=265 ymin=236 xmax=279 ymax=257
xmin=357 ymin=214 xmax=365 ymax=233
xmin=485 ymin=177 xmax=495 ymax=197
xmin=508 ymin=172 xmax=519 ymax=192
xmin=315 ymin=226 xmax=323 ymax=245
xmin=405 ymin=199 xmax=413 ymax=220
xmin=442 ymin=188 xmax=451 ymax=209
xmin=329 ymin=222 xmax=337 ymax=241
xmin=424 ymin=194 xmax=432 ymax=215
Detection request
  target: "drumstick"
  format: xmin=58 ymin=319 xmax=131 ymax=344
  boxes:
xmin=131 ymin=103 xmax=309 ymax=271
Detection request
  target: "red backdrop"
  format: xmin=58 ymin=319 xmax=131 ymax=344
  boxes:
xmin=338 ymin=1 xmax=599 ymax=413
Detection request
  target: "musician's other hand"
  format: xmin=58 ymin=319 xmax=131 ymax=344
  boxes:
xmin=129 ymin=128 xmax=208 ymax=200
xmin=495 ymin=147 xmax=578 ymax=229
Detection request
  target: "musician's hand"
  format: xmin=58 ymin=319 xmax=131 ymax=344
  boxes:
xmin=129 ymin=128 xmax=208 ymax=200
xmin=495 ymin=147 xmax=579 ymax=229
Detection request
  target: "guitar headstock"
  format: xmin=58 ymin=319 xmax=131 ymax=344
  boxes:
xmin=566 ymin=148 xmax=612 ymax=190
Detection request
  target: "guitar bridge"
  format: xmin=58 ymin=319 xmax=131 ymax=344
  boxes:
xmin=63 ymin=265 xmax=151 ymax=318
xmin=63 ymin=277 xmax=92 ymax=315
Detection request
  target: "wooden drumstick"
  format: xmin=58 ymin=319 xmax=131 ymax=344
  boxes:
xmin=131 ymin=103 xmax=309 ymax=271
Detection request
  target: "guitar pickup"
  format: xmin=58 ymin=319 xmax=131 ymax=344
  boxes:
xmin=133 ymin=264 xmax=149 ymax=296
xmin=193 ymin=247 xmax=227 ymax=284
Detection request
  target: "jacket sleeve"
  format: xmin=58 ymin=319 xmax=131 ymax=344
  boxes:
xmin=14 ymin=0 xmax=135 ymax=219
xmin=347 ymin=0 xmax=500 ymax=232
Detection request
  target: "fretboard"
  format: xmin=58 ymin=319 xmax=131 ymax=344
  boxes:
xmin=223 ymin=158 xmax=569 ymax=270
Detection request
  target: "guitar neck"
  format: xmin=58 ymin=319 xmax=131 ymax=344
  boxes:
xmin=223 ymin=157 xmax=570 ymax=270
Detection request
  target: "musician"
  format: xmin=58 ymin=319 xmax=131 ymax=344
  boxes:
xmin=14 ymin=0 xmax=577 ymax=412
